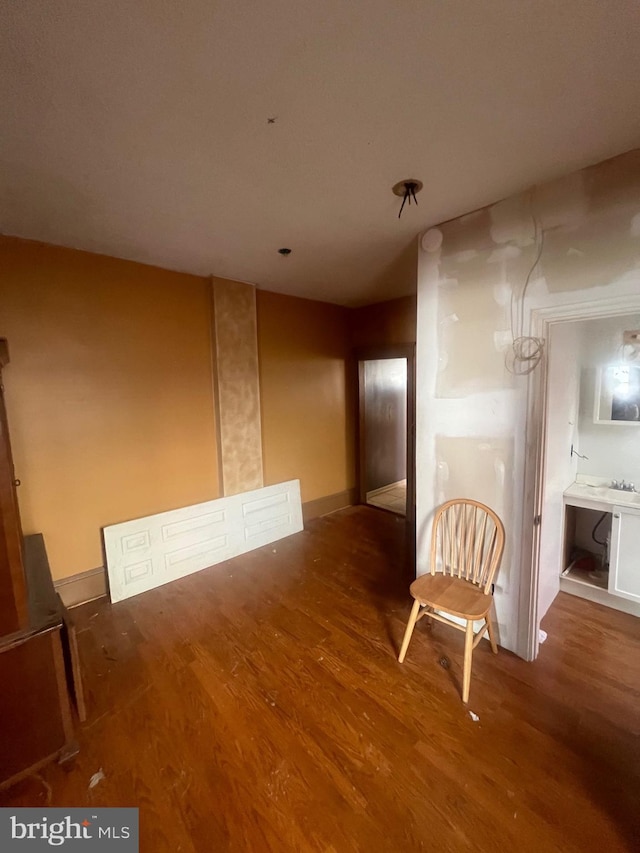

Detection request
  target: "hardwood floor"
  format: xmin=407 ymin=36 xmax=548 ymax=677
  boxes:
xmin=2 ymin=506 xmax=639 ymax=852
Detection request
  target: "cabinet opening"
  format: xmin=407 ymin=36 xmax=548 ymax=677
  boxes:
xmin=562 ymin=505 xmax=611 ymax=592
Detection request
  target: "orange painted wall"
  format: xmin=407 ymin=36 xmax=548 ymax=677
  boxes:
xmin=0 ymin=237 xmax=219 ymax=580
xmin=256 ymin=290 xmax=355 ymax=503
xmin=349 ymin=294 xmax=416 ymax=349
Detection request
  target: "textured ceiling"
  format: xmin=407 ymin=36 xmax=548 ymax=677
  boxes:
xmin=2 ymin=1 xmax=640 ymax=305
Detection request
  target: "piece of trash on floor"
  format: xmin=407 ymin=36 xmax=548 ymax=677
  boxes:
xmin=272 ymin=549 xmax=277 ymax=553
xmin=34 ymin=773 xmax=53 ymax=805
xmin=469 ymin=711 xmax=480 ymax=722
xmin=88 ymin=768 xmax=105 ymax=790
xmin=439 ymin=656 xmax=450 ymax=669
xmin=538 ymin=629 xmax=548 ymax=644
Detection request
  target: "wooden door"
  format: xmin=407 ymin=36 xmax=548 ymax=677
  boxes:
xmin=356 ymin=344 xmax=416 ymax=575
xmin=0 ymin=340 xmax=28 ymax=634
xmin=104 ymin=479 xmax=304 ymax=603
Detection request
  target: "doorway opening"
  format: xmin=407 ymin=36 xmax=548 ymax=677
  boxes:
xmin=356 ymin=345 xmax=416 ymax=559
xmin=363 ymin=357 xmax=407 ymax=516
xmin=537 ymin=314 xmax=640 ymax=620
xmin=523 ymin=294 xmax=640 ymax=660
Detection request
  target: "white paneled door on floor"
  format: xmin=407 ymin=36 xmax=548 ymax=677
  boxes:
xmin=104 ymin=480 xmax=303 ymax=602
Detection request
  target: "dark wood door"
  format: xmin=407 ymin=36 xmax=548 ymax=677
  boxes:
xmin=355 ymin=343 xmax=416 ymax=577
xmin=0 ymin=340 xmax=28 ymax=635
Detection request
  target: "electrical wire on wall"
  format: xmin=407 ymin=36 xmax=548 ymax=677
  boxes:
xmin=505 ymin=208 xmax=546 ymax=375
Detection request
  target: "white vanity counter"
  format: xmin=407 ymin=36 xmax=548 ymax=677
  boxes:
xmin=562 ymin=476 xmax=640 ymax=612
xmin=563 ymin=477 xmax=640 ymax=512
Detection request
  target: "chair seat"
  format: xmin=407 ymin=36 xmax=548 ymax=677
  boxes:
xmin=399 ymin=499 xmax=504 ymax=702
xmin=409 ymin=573 xmax=492 ymax=620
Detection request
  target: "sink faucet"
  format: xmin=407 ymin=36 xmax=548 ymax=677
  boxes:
xmin=611 ymin=479 xmax=637 ymax=492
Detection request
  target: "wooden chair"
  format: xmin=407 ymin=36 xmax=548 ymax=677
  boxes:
xmin=398 ymin=498 xmax=505 ymax=703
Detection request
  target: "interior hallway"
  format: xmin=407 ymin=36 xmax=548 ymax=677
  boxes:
xmin=2 ymin=506 xmax=638 ymax=852
xmin=366 ymin=479 xmax=407 ymax=516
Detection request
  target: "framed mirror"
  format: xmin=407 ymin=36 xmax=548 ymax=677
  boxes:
xmin=594 ymin=363 xmax=640 ymax=424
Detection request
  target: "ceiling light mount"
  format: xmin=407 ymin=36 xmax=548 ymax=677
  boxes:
xmin=392 ymin=179 xmax=423 ymax=219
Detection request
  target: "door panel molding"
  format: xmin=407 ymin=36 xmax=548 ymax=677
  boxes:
xmin=104 ymin=480 xmax=303 ymax=602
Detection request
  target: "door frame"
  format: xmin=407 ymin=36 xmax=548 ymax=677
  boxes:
xmin=355 ymin=344 xmax=416 ymax=569
xmin=522 ymin=293 xmax=640 ymax=660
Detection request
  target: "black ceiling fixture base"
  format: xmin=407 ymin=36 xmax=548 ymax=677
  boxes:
xmin=392 ymin=179 xmax=423 ymax=219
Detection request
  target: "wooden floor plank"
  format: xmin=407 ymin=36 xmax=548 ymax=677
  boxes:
xmin=1 ymin=506 xmax=638 ymax=852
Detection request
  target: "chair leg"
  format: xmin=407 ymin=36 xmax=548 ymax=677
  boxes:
xmin=486 ymin=615 xmax=498 ymax=654
xmin=398 ymin=599 xmax=421 ymax=663
xmin=462 ymin=620 xmax=474 ymax=703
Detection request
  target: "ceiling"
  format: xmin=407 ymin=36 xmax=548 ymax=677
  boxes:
xmin=2 ymin=1 xmax=640 ymax=306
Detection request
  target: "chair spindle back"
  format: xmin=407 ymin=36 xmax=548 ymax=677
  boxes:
xmin=430 ymin=499 xmax=505 ymax=593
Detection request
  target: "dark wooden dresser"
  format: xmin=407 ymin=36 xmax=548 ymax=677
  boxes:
xmin=0 ymin=339 xmax=80 ymax=790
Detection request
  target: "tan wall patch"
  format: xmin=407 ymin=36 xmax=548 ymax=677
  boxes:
xmin=212 ymin=277 xmax=264 ymax=496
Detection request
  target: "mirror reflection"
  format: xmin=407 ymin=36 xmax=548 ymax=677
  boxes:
xmin=594 ymin=364 xmax=640 ymax=424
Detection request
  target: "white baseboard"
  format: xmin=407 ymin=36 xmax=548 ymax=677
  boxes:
xmin=560 ymin=576 xmax=640 ymax=616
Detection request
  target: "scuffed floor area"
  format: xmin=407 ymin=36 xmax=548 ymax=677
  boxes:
xmin=2 ymin=506 xmax=638 ymax=852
